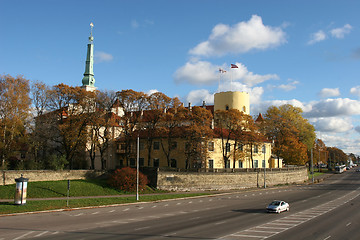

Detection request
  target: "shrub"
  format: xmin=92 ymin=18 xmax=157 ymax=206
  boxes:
xmin=108 ymin=167 xmax=149 ymax=192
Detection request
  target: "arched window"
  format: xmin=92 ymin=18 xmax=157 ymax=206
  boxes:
xmin=225 ymin=105 xmax=229 ymax=110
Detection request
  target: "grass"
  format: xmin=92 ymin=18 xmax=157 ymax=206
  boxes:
xmin=0 ymin=179 xmax=165 ymax=199
xmin=0 ymin=193 xmax=211 ymax=215
xmin=0 ymin=179 xmax=211 ymax=215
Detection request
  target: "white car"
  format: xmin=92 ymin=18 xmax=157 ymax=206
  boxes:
xmin=266 ymin=200 xmax=290 ymax=213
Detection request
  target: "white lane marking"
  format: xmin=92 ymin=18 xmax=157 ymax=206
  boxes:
xmin=137 ymin=207 xmax=144 ymax=209
xmin=109 ymin=210 xmax=115 ymax=213
xmin=92 ymin=211 xmax=99 ymax=215
xmin=52 ymin=231 xmax=59 ymax=235
xmin=324 ymin=236 xmax=331 ymax=240
xmin=74 ymin=213 xmax=83 ymax=216
xmin=123 ymin=208 xmax=130 ymax=211
xmin=152 ymin=205 xmax=157 ymax=208
xmin=34 ymin=231 xmax=49 ymax=237
xmin=215 ymin=221 xmax=227 ymax=225
xmin=164 ymin=204 xmax=169 ymax=207
xmin=346 ymin=222 xmax=352 ymax=227
xmin=13 ymin=231 xmax=35 ymax=240
xmin=134 ymin=226 xmax=150 ymax=231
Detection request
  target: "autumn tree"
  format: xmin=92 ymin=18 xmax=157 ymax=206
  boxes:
xmin=182 ymin=106 xmax=213 ymax=169
xmin=157 ymin=98 xmax=184 ymax=167
xmin=116 ymin=89 xmax=148 ymax=166
xmin=0 ymin=75 xmax=31 ymax=169
xmin=214 ymin=109 xmax=261 ymax=168
xmin=87 ymin=90 xmax=118 ymax=170
xmin=327 ymin=147 xmax=348 ymax=167
xmin=262 ymin=104 xmax=315 ymax=165
xmin=46 ymin=84 xmax=95 ymax=169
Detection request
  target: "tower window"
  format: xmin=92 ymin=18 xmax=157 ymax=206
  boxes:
xmin=225 ymin=105 xmax=229 ymax=110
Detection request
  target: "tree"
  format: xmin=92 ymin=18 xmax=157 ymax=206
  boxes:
xmin=327 ymin=147 xmax=348 ymax=167
xmin=140 ymin=92 xmax=173 ymax=166
xmin=214 ymin=109 xmax=260 ymax=168
xmin=0 ymin=75 xmax=31 ymax=169
xmin=87 ymin=90 xmax=118 ymax=170
xmin=262 ymin=104 xmax=315 ymax=165
xmin=116 ymin=90 xmax=148 ymax=166
xmin=46 ymin=84 xmax=95 ymax=169
xmin=182 ymin=106 xmax=213 ymax=169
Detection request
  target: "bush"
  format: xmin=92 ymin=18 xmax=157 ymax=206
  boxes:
xmin=108 ymin=167 xmax=149 ymax=192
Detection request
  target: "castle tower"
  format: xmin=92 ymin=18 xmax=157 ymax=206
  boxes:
xmin=81 ymin=22 xmax=96 ymax=92
xmin=214 ymin=91 xmax=250 ymax=115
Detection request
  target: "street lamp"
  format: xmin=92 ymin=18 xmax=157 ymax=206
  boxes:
xmin=136 ymin=135 xmax=139 ymax=201
xmin=263 ymin=144 xmax=266 ymax=188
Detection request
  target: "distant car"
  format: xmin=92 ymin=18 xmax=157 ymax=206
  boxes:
xmin=266 ymin=200 xmax=290 ymax=213
xmin=356 ymin=169 xmax=360 ymax=172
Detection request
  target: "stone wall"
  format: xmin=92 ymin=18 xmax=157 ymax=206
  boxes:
xmin=157 ymin=167 xmax=308 ymax=191
xmin=1 ymin=170 xmax=106 ymax=186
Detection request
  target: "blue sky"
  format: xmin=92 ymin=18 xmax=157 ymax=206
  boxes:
xmin=1 ymin=0 xmax=360 ymax=155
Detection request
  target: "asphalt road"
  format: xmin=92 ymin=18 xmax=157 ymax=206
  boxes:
xmin=0 ymin=169 xmax=359 ymax=240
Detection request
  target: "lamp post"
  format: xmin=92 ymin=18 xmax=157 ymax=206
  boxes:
xmin=136 ymin=135 xmax=139 ymax=201
xmin=263 ymin=144 xmax=266 ymax=188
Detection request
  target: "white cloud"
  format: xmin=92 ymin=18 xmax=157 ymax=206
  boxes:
xmin=308 ymin=30 xmax=326 ymax=45
xmin=94 ymin=51 xmax=114 ymax=63
xmin=311 ymin=117 xmax=353 ymax=133
xmin=174 ymin=60 xmax=278 ymax=87
xmin=318 ymin=88 xmax=340 ymax=98
xmin=268 ymin=79 xmax=299 ymax=91
xmin=173 ymin=60 xmax=219 ymax=85
xmin=147 ymin=89 xmax=159 ymax=95
xmin=330 ymin=24 xmax=352 ymax=39
xmin=185 ymin=89 xmax=214 ymax=106
xmin=304 ymin=98 xmax=360 ymax=118
xmin=350 ymin=86 xmax=360 ymax=97
xmin=189 ymin=15 xmax=287 ymax=57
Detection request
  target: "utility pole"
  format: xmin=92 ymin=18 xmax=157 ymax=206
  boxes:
xmin=311 ymin=148 xmax=314 ymax=183
xmin=136 ymin=136 xmax=139 ymax=201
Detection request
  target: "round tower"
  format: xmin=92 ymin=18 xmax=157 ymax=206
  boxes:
xmin=214 ymin=91 xmax=250 ymax=115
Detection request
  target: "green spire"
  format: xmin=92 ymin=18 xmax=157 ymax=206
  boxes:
xmin=82 ymin=22 xmax=95 ymax=88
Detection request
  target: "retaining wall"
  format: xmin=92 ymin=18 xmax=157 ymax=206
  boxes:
xmin=1 ymin=170 xmax=106 ymax=186
xmin=157 ymin=167 xmax=308 ymax=191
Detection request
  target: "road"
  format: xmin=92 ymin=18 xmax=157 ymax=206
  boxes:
xmin=0 ymin=169 xmax=359 ymax=240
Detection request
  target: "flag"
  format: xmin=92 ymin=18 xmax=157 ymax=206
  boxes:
xmin=231 ymin=64 xmax=238 ymax=68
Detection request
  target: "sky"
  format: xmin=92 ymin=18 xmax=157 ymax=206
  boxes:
xmin=1 ymin=0 xmax=360 ymax=155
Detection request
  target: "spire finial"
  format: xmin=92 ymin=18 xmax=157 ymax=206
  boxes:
xmin=89 ymin=22 xmax=94 ymax=43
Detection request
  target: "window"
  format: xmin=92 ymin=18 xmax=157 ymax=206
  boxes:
xmin=208 ymin=141 xmax=214 ymax=151
xmin=239 ymin=161 xmax=243 ymax=168
xmin=139 ymin=142 xmax=144 ymax=150
xmin=153 ymin=141 xmax=160 ymax=150
xmin=208 ymin=160 xmax=214 ymax=168
xmin=262 ymin=160 xmax=265 ymax=168
xmin=139 ymin=158 xmax=144 ymax=167
xmin=254 ymin=145 xmax=258 ymax=153
xmin=171 ymin=141 xmax=177 ymax=150
xmin=225 ymin=105 xmax=229 ymax=110
xmin=226 ymin=143 xmax=231 ymax=152
xmin=238 ymin=143 xmax=243 ymax=151
xmin=130 ymin=158 xmax=136 ymax=167
xmin=254 ymin=160 xmax=258 ymax=168
xmin=262 ymin=145 xmax=266 ymax=153
xmin=153 ymin=158 xmax=160 ymax=167
xmin=170 ymin=159 xmax=177 ymax=168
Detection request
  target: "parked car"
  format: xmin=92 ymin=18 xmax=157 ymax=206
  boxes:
xmin=266 ymin=200 xmax=290 ymax=213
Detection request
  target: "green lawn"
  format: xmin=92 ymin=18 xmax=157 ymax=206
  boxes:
xmin=0 ymin=179 xmax=212 ymax=215
xmin=0 ymin=179 xmax=164 ymax=199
